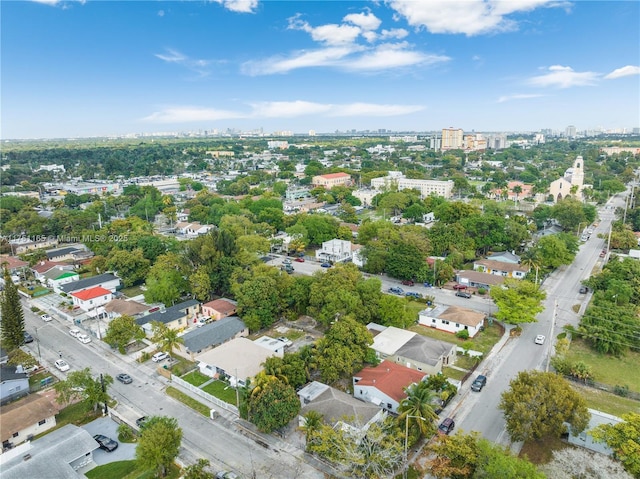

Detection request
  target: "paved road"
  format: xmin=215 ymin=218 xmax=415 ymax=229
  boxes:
xmin=21 ymin=303 xmax=324 ymax=479
xmin=451 ymin=193 xmax=627 ymax=448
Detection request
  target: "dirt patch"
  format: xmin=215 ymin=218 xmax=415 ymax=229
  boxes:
xmin=519 ymin=435 xmax=568 ymax=464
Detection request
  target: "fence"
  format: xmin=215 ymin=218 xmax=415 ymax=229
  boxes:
xmin=171 ymin=374 xmax=239 ymax=416
xmin=564 ymin=375 xmax=640 ymax=402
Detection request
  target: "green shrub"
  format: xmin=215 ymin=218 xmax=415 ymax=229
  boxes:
xmin=477 ymin=287 xmax=486 ymax=295
xmin=117 ymin=423 xmax=136 ymax=443
xmin=613 ymin=385 xmax=629 ymax=397
xmin=557 ymin=332 xmax=567 ymax=340
xmin=455 ymin=330 xmax=470 ymax=340
xmin=138 ymin=351 xmax=151 ymax=363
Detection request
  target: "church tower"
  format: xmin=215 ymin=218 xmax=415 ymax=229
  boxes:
xmin=571 ymin=156 xmax=584 ymax=189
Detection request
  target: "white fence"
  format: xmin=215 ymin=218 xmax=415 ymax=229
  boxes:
xmin=171 ymin=374 xmax=239 ymax=416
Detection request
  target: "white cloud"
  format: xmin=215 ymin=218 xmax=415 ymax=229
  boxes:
xmin=242 ymin=46 xmax=358 ymax=75
xmin=380 ymin=28 xmax=409 ymax=40
xmin=142 ymin=101 xmax=425 ymax=123
xmin=604 ymin=65 xmax=640 ymax=80
xmin=343 ymin=11 xmax=382 ymax=31
xmin=288 ymin=16 xmax=362 ymax=46
xmin=31 ymin=0 xmax=86 ymax=6
xmin=528 ymin=65 xmax=599 ymax=88
xmin=157 ymin=10 xmax=165 ymax=17
xmin=344 ymin=43 xmax=450 ymax=72
xmin=208 ymin=0 xmax=258 ymax=14
xmin=388 ymin=0 xmax=565 ymax=36
xmin=497 ymin=93 xmax=545 ymax=103
xmin=155 ymin=48 xmax=212 ymax=77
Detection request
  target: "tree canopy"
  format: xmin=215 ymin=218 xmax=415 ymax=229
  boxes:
xmin=136 ymin=416 xmax=183 ymax=478
xmin=0 ymin=268 xmax=25 ymax=351
xmin=490 ymin=279 xmax=546 ymax=325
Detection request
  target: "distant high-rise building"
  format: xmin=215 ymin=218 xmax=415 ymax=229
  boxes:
xmin=565 ymin=125 xmax=577 ymax=138
xmin=442 ymin=127 xmax=464 ymax=150
xmin=429 ymin=136 xmax=442 ymax=151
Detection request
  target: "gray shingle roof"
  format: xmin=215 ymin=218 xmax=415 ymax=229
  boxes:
xmin=0 ymin=365 xmax=28 ymax=381
xmin=395 ymin=335 xmax=455 ymax=367
xmin=59 ymin=273 xmax=119 ymax=293
xmin=45 ymin=247 xmax=78 ymax=259
xmin=1 ymin=424 xmax=98 ymax=479
xmin=183 ymin=316 xmax=246 ymax=353
xmin=136 ymin=299 xmax=200 ymax=326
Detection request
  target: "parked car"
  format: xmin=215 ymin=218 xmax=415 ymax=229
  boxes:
xmin=455 ymin=291 xmax=472 ymax=299
xmin=152 ymin=351 xmax=169 ymax=362
xmin=294 ymin=257 xmax=305 ymax=262
xmin=283 ymin=258 xmax=292 ymax=265
xmin=438 ymin=418 xmax=455 ymax=435
xmin=69 ymin=328 xmax=81 ymax=338
xmin=54 ymin=359 xmax=70 ymax=372
xmin=216 ymin=472 xmax=239 ymax=479
xmin=320 ymin=262 xmax=331 ymax=268
xmin=579 ymin=285 xmax=588 ymax=294
xmin=93 ymin=434 xmax=118 ymax=452
xmin=600 ymin=249 xmax=607 ymax=257
xmin=388 ymin=287 xmax=404 ymax=295
xmin=136 ymin=416 xmax=148 ymax=428
xmin=23 ymin=331 xmax=34 ymax=344
xmin=77 ymin=333 xmax=91 ymax=344
xmin=423 ymin=282 xmax=433 ymax=287
xmin=401 ymin=279 xmax=415 ymax=286
xmin=452 ymin=284 xmax=468 ymax=290
xmin=471 ymin=375 xmax=487 ymax=392
xmin=405 ymin=292 xmax=422 ymax=299
xmin=116 ymin=373 xmax=133 ymax=384
xmin=41 ymin=314 xmax=52 ymax=322
xmin=534 ymin=335 xmax=546 ymax=345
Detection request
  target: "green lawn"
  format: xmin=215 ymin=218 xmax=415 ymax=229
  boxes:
xmin=201 ymin=380 xmax=238 ymax=405
xmin=181 ymin=370 xmax=211 ymax=387
xmin=442 ymin=367 xmax=466 ymax=381
xmin=409 ymin=320 xmax=503 ymax=355
xmin=86 ymin=460 xmax=181 ymax=479
xmin=34 ymin=401 xmax=101 ymax=439
xmin=121 ymin=285 xmax=145 ymax=298
xmin=564 ymin=338 xmax=640 ymax=392
xmin=165 ymin=386 xmax=210 ymax=417
xmin=571 ymin=383 xmax=640 ymax=417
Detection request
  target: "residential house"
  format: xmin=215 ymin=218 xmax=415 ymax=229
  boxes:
xmin=253 ymin=336 xmax=287 ymax=355
xmin=486 ymin=251 xmax=521 ymax=264
xmin=567 ymin=409 xmax=623 ymax=456
xmin=59 ymin=273 xmax=120 ymax=295
xmin=45 ymin=271 xmax=79 ymax=292
xmin=177 ymin=316 xmax=248 ymax=360
xmin=9 ymin=237 xmax=58 ymax=255
xmin=315 ymin=239 xmax=353 ymax=263
xmin=311 ymin=172 xmax=351 ymax=189
xmin=491 ymin=181 xmax=534 ymax=202
xmin=201 ymin=298 xmax=237 ymax=321
xmin=353 ymin=361 xmax=426 ymax=414
xmin=0 ymin=256 xmax=29 ymax=278
xmin=45 ymin=247 xmax=80 ymax=263
xmin=455 ymin=270 xmax=505 ymax=290
xmin=368 ymin=324 xmax=456 ymax=376
xmin=136 ymin=299 xmax=200 ymax=334
xmin=418 ymin=305 xmax=486 ymax=338
xmin=32 ymin=261 xmax=74 ymax=284
xmin=473 ymin=259 xmax=529 ymax=280
xmin=103 ymin=298 xmax=151 ymax=320
xmin=0 ymin=424 xmax=98 ymax=478
xmin=1 ymin=393 xmax=62 ymax=450
xmin=0 ymin=365 xmax=29 ymax=406
xmin=195 ymin=337 xmax=282 ymax=387
xmin=175 ymin=221 xmax=214 ymax=237
xmin=70 ymin=286 xmax=113 ymax=314
xmin=298 ymin=381 xmax=384 ymax=433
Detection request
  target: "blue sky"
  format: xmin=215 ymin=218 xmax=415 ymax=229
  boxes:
xmin=2 ymin=0 xmax=639 ymax=139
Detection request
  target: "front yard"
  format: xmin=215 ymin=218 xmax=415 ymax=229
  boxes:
xmin=180 ymin=370 xmax=238 ymax=405
xmin=409 ymin=319 xmax=503 ymax=355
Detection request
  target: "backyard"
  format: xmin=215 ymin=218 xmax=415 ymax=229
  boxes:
xmin=409 ymin=317 xmax=503 ymax=355
xmin=181 ymin=370 xmax=238 ymax=405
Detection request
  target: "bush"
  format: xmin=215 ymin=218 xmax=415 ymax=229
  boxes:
xmin=477 ymin=287 xmax=486 ymax=295
xmin=557 ymin=332 xmax=567 ymax=340
xmin=30 ymin=306 xmax=39 ymax=312
xmin=613 ymin=385 xmax=629 ymax=397
xmin=550 ymin=356 xmax=572 ymax=375
xmin=117 ymin=423 xmax=136 ymax=443
xmin=138 ymin=351 xmax=151 ymax=363
xmin=455 ymin=330 xmax=470 ymax=340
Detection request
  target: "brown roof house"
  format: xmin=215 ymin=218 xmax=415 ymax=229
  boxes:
xmin=103 ymin=298 xmax=150 ymax=320
xmin=473 ymin=259 xmax=529 ymax=280
xmin=352 ymin=361 xmax=426 ymax=414
xmin=418 ymin=304 xmax=486 ymax=338
xmin=455 ymin=270 xmax=505 ymax=290
xmin=1 ymin=392 xmax=62 ymax=450
xmin=201 ymin=298 xmax=237 ymax=321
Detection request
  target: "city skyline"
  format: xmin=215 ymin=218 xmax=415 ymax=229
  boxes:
xmin=2 ymin=0 xmax=639 ymax=139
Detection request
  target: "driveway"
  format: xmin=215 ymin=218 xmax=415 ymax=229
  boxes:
xmin=82 ymin=416 xmax=137 ymax=465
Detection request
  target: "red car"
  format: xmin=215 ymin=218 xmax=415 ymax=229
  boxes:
xmin=453 ymin=284 xmax=468 ymax=290
xmin=401 ymin=280 xmax=415 ymax=286
xmin=295 ymin=257 xmax=305 ymax=263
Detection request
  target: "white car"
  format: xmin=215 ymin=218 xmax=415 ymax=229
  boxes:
xmin=152 ymin=351 xmax=169 ymax=362
xmin=55 ymin=359 xmax=70 ymax=371
xmin=534 ymin=335 xmax=546 ymax=345
xmin=41 ymin=314 xmax=52 ymax=322
xmin=69 ymin=328 xmax=81 ymax=338
xmin=77 ymin=333 xmax=91 ymax=344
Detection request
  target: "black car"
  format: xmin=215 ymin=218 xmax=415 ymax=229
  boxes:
xmin=116 ymin=373 xmax=133 ymax=384
xmin=438 ymin=418 xmax=455 ymax=435
xmin=471 ymin=375 xmax=487 ymax=392
xmin=93 ymin=434 xmax=118 ymax=452
xmin=579 ymin=285 xmax=588 ymax=294
xmin=23 ymin=331 xmax=34 ymax=344
xmin=455 ymin=291 xmax=472 ymax=299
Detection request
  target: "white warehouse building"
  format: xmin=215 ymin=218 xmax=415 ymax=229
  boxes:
xmin=370 ymin=172 xmax=454 ymax=199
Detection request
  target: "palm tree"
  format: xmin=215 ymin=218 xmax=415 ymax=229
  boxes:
xmin=151 ymin=321 xmax=184 ymax=357
xmin=397 ymin=382 xmax=438 ymax=437
xmin=300 ymin=410 xmax=324 ymax=447
xmin=520 ymin=248 xmax=541 ymax=284
xmin=512 ymin=185 xmax=523 ymax=204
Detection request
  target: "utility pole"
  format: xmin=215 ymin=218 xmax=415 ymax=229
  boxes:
xmin=34 ymin=327 xmax=42 ymax=362
xmin=546 ymin=300 xmax=558 ymax=372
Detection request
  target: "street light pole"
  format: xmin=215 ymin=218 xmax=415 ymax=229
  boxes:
xmin=404 ymin=415 xmax=427 ymax=479
xmin=34 ymin=327 xmax=42 ymax=363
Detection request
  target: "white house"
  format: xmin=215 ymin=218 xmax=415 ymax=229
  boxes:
xmin=473 ymin=259 xmax=529 ymax=279
xmin=352 ymin=361 xmax=426 ymax=414
xmin=175 ymin=221 xmax=214 ymax=237
xmin=315 ymin=239 xmax=353 ymax=263
xmin=418 ymin=305 xmax=486 ymax=338
xmin=1 ymin=393 xmax=62 ymax=450
xmin=253 ymin=336 xmax=287 ymax=355
xmin=70 ymin=286 xmax=112 ymax=313
xmin=567 ymin=409 xmax=623 ymax=456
